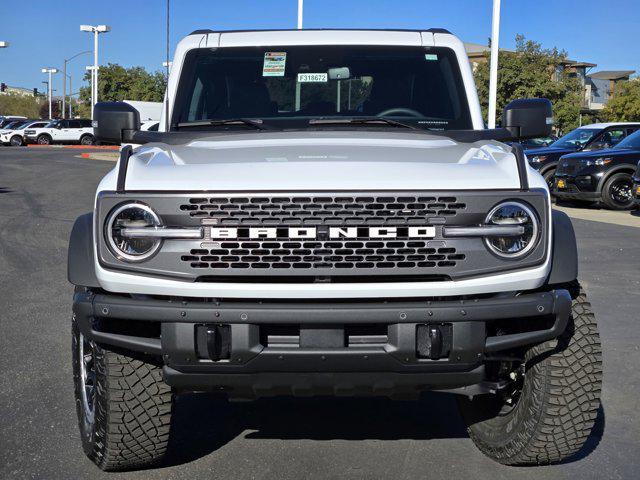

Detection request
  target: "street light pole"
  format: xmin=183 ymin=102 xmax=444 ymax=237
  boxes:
xmin=297 ymin=0 xmax=304 ymax=29
xmin=80 ymin=25 xmax=111 ymax=119
xmin=93 ymin=29 xmax=98 ymax=107
xmin=62 ymin=51 xmax=90 ymax=119
xmin=488 ymin=0 xmax=501 ymax=129
xmin=41 ymin=68 xmax=59 ymax=119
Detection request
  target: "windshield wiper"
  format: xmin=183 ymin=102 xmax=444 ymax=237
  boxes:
xmin=176 ymin=118 xmax=271 ymax=130
xmin=308 ymin=117 xmax=420 ymax=130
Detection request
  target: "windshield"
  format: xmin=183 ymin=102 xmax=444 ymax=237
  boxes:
xmin=551 ymin=128 xmax=600 ymax=149
xmin=173 ymin=45 xmax=472 ymax=130
xmin=614 ymin=129 xmax=640 ymax=150
xmin=0 ymin=119 xmax=22 ymax=128
xmin=3 ymin=121 xmax=22 ymax=130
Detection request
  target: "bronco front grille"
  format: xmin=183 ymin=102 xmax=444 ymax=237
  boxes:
xmin=179 ymin=195 xmax=466 ymax=225
xmin=181 ymin=240 xmax=465 ymax=270
xmin=97 ymin=190 xmax=549 ymax=281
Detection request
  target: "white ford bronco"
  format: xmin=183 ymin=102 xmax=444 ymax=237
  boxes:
xmin=68 ymin=28 xmax=602 ymax=471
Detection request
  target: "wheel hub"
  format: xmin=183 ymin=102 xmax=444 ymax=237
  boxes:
xmin=611 ymin=180 xmax=632 ymax=204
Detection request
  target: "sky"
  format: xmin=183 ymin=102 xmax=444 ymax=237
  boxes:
xmin=1 ymin=0 xmax=639 ymax=96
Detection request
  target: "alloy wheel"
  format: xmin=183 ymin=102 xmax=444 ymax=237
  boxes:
xmin=79 ymin=333 xmax=96 ymax=429
xmin=609 ymin=178 xmax=633 ymax=207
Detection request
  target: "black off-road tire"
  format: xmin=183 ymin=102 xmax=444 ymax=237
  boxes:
xmin=458 ymin=285 xmax=602 ymax=465
xmin=602 ymin=172 xmax=634 ymax=210
xmin=72 ymin=316 xmax=173 ymax=471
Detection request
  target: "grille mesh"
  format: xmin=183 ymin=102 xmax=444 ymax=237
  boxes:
xmin=181 ymin=240 xmax=465 ymax=270
xmin=179 ymin=195 xmax=466 ymax=225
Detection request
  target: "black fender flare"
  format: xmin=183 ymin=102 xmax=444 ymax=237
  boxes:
xmin=596 ymin=164 xmax=637 ymax=195
xmin=68 ymin=213 xmax=100 ymax=288
xmin=547 ymin=210 xmax=578 ymax=285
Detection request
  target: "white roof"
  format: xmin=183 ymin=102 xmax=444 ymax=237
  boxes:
xmin=581 ymin=122 xmax=640 ymax=129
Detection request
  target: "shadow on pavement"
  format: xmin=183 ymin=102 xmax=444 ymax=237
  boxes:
xmin=163 ymin=393 xmax=605 ymax=468
xmin=163 ymin=392 xmax=472 ymax=467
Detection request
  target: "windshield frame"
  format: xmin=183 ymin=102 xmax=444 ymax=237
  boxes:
xmin=170 ymin=44 xmax=473 ymax=132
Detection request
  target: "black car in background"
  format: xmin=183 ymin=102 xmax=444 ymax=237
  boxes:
xmin=554 ymin=129 xmax=640 ymax=210
xmin=527 ymin=123 xmax=640 ymax=188
xmin=517 ymin=135 xmax=557 ymax=150
xmin=633 ymin=161 xmax=640 ymax=209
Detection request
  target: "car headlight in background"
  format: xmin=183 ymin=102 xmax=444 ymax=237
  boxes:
xmin=484 ymin=201 xmax=539 ymax=258
xmin=529 ymin=155 xmax=547 ymax=164
xmin=105 ymin=203 xmax=162 ymax=262
xmin=579 ymin=157 xmax=612 ymax=167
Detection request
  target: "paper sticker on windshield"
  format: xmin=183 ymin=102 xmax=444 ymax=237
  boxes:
xmin=297 ymin=73 xmax=328 ymax=83
xmin=263 ymin=52 xmax=287 ymax=77
xmin=424 ymin=53 xmax=438 ymax=61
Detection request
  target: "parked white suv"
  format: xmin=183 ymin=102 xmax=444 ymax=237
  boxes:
xmin=0 ymin=120 xmax=50 ymax=146
xmin=69 ymin=28 xmax=602 ymax=470
xmin=24 ymin=118 xmax=94 ymax=145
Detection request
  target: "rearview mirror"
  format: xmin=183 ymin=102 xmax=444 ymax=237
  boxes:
xmin=328 ymin=67 xmax=351 ymax=80
xmin=93 ymin=102 xmax=140 ymax=145
xmin=502 ymin=98 xmax=553 ymax=140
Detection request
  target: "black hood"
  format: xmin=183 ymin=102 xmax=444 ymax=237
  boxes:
xmin=527 ymin=146 xmax=578 ymax=157
xmin=561 ymin=147 xmax=640 ymax=163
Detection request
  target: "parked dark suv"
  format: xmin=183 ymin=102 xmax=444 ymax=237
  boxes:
xmin=633 ymin=160 xmax=640 ymax=209
xmin=554 ymin=129 xmax=640 ymax=209
xmin=527 ymin=123 xmax=640 ymax=189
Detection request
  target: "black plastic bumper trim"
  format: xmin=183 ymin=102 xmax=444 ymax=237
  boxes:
xmin=162 ymin=366 xmax=485 ymax=398
xmin=87 ymin=291 xmax=560 ymax=324
xmin=74 ymin=289 xmax=571 ymax=357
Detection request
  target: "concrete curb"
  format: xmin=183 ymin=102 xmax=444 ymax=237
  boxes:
xmin=77 ymin=152 xmax=119 ymax=162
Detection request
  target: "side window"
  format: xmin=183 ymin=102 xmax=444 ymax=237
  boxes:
xmin=69 ymin=120 xmax=82 ymax=128
xmin=59 ymin=120 xmax=70 ymax=128
xmin=80 ymin=120 xmax=93 ymax=128
xmin=596 ymin=128 xmax=625 ymax=148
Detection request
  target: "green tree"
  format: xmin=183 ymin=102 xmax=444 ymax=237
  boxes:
xmin=77 ymin=64 xmax=167 ymax=117
xmin=601 ymin=79 xmax=640 ymax=121
xmin=473 ymin=35 xmax=583 ymax=133
xmin=0 ymin=93 xmax=44 ymax=118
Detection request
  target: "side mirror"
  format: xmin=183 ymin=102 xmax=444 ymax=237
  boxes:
xmin=502 ymin=98 xmax=553 ymax=140
xmin=93 ymin=102 xmax=140 ymax=145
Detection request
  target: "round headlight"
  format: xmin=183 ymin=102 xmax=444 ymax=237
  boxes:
xmin=105 ymin=203 xmax=162 ymax=262
xmin=485 ymin=201 xmax=539 ymax=258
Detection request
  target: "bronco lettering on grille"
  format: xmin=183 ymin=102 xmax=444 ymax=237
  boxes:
xmin=210 ymin=226 xmax=436 ymax=240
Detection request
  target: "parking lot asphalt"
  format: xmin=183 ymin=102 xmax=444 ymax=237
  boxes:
xmin=1 ymin=147 xmax=639 ymax=480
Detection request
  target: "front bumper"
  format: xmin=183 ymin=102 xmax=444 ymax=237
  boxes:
xmin=553 ymin=172 xmax=601 ymax=201
xmin=73 ymin=288 xmax=571 ymax=398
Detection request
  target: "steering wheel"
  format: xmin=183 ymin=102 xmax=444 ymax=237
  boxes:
xmin=377 ymin=108 xmax=423 ymax=118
